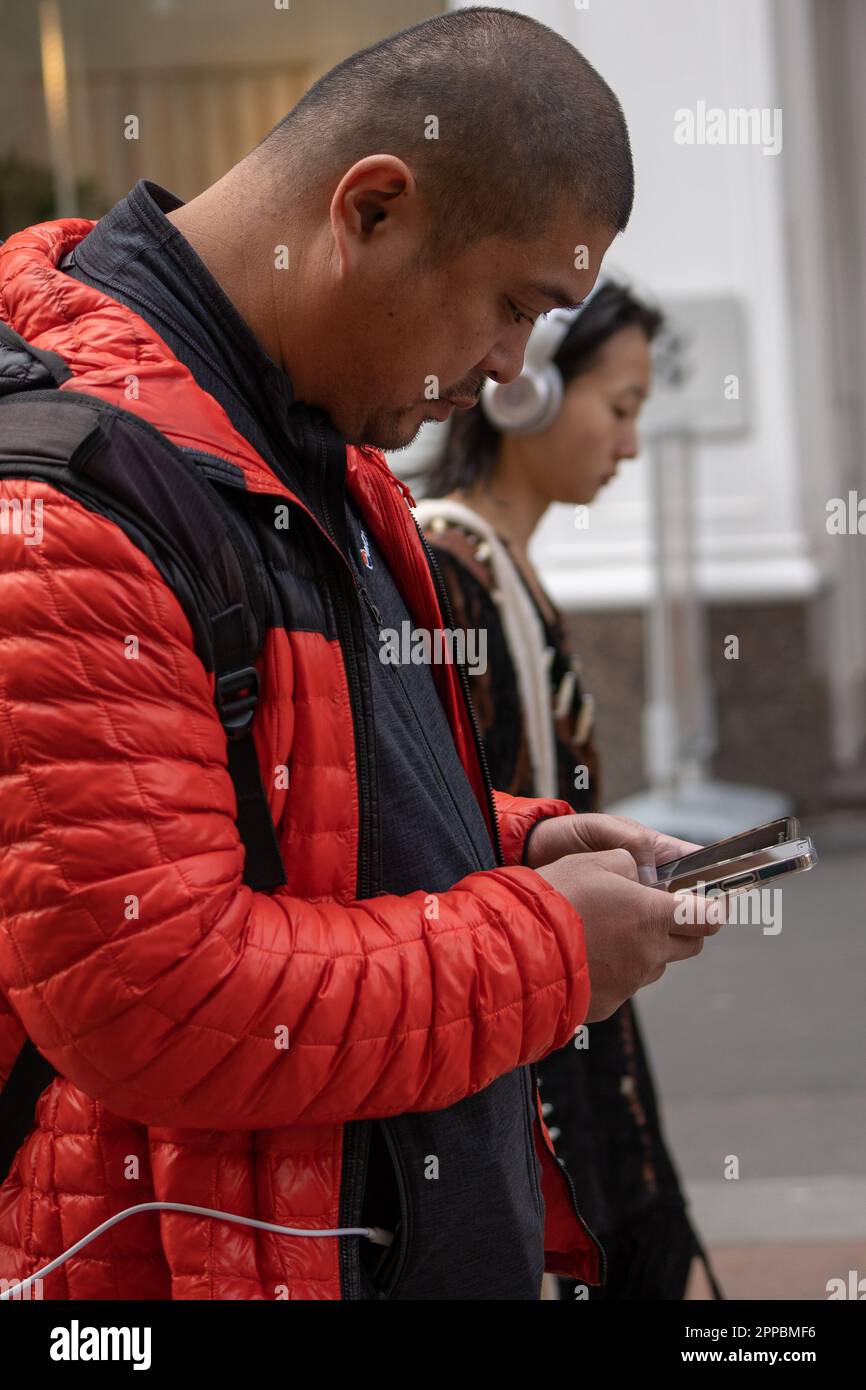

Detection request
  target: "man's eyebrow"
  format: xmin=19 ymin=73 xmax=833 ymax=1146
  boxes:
xmin=526 ymin=281 xmax=584 ymax=311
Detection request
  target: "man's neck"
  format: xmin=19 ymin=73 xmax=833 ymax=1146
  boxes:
xmin=165 ymin=167 xmax=306 ymax=375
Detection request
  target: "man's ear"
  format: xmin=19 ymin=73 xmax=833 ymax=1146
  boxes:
xmin=329 ymin=156 xmax=416 ymax=270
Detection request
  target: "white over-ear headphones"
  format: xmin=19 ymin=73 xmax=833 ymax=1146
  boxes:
xmin=481 ymin=274 xmax=608 ymax=435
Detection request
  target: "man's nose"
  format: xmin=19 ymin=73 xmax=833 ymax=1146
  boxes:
xmin=479 ymin=323 xmax=535 ymax=387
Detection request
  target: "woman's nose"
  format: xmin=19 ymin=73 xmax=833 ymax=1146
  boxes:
xmin=617 ymin=424 xmax=639 ymax=461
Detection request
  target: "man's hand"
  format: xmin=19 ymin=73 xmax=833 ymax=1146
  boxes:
xmin=525 ymin=812 xmax=701 ymax=885
xmin=536 ymin=848 xmax=724 ymax=1022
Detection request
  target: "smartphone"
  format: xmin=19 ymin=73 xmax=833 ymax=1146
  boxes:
xmin=653 ymin=817 xmax=817 ymax=897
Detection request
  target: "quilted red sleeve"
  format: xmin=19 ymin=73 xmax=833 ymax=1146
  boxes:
xmin=492 ymin=789 xmax=576 ymax=865
xmin=0 ymin=482 xmax=591 ymax=1130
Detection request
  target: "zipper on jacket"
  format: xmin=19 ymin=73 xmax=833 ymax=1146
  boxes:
xmin=355 ymin=577 xmax=384 ymax=630
xmin=314 ymin=421 xmax=378 ymax=903
xmin=307 ymin=419 xmax=382 ymax=1300
xmin=337 ymin=1120 xmax=369 ymax=1302
xmin=530 ymin=1059 xmax=608 ymax=1286
xmin=522 ymin=1065 xmax=545 ymax=1222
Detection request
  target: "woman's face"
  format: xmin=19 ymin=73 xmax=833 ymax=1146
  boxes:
xmin=512 ymin=324 xmax=653 ymax=506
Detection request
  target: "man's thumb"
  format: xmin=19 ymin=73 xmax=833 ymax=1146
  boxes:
xmin=590 ymin=847 xmax=640 ymax=882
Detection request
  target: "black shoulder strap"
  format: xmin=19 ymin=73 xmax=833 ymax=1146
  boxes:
xmin=0 ymin=385 xmax=286 ymax=894
xmin=0 ymin=331 xmax=288 ymax=1181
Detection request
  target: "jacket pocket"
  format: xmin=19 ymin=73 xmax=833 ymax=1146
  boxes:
xmin=370 ymin=1120 xmax=412 ymax=1299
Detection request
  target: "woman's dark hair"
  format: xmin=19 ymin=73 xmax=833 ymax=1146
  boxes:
xmin=422 ymin=281 xmax=664 ymax=498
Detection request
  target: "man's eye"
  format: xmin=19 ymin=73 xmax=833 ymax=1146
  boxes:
xmin=506 ymin=297 xmax=537 ymax=327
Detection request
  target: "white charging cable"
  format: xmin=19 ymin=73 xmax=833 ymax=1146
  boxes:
xmin=0 ymin=1201 xmax=393 ymax=1300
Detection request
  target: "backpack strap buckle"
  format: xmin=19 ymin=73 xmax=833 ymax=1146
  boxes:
xmin=215 ymin=665 xmax=260 ymax=739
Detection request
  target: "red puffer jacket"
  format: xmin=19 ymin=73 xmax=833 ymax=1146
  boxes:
xmin=0 ymin=217 xmax=600 ymax=1300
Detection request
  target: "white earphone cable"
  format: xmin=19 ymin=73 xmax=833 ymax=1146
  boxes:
xmin=0 ymin=1201 xmax=392 ymax=1300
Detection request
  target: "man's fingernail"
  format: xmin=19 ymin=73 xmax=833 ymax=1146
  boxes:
xmin=638 ymin=865 xmax=656 ymax=886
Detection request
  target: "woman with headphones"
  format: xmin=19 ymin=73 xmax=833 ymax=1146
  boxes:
xmin=415 ymin=279 xmax=723 ymax=1301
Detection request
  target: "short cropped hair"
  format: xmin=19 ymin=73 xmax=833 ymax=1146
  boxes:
xmin=252 ymin=6 xmax=634 ymax=263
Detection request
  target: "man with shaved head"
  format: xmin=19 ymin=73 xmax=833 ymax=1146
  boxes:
xmin=194 ymin=5 xmax=633 ymax=449
xmin=0 ymin=7 xmax=716 ymax=1301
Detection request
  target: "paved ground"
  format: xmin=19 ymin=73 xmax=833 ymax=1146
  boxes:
xmin=635 ymin=813 xmax=866 ymax=1301
xmin=685 ymin=1239 xmax=865 ymax=1300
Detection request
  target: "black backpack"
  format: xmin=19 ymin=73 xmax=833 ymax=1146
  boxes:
xmin=0 ymin=320 xmax=287 ymax=1181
